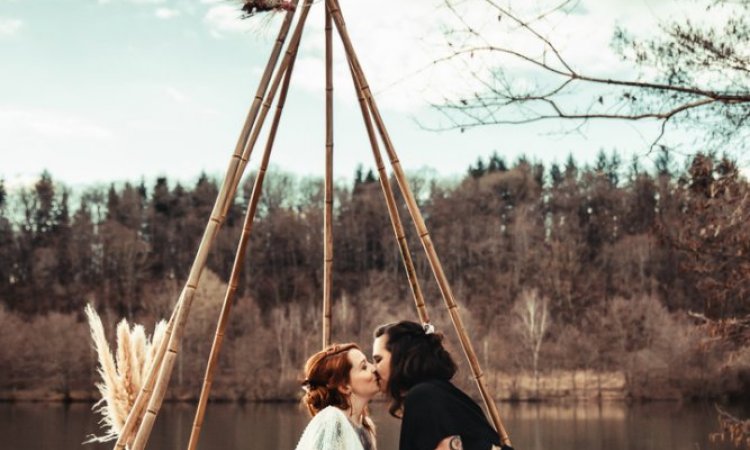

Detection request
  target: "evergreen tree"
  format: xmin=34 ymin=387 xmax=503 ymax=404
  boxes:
xmin=71 ymin=198 xmax=95 ymax=286
xmin=469 ymin=157 xmax=486 ymax=178
xmin=533 ymin=162 xmax=545 ymax=189
xmin=146 ymin=177 xmax=173 ymax=276
xmin=106 ymin=184 xmax=119 ymax=222
xmin=624 ymin=173 xmax=657 ymax=235
xmin=595 ymin=149 xmax=608 ymax=173
xmin=564 ymin=153 xmax=578 ymax=180
xmin=54 ymin=189 xmax=73 ymax=300
xmin=0 ymin=179 xmax=6 ymax=211
xmin=364 ymin=169 xmax=377 ymax=184
xmin=607 ymin=151 xmax=621 ymax=187
xmin=0 ymin=179 xmax=13 ymax=293
xmin=118 ymin=182 xmax=145 ymax=230
xmin=627 ymin=155 xmax=642 ymax=183
xmin=655 ymin=147 xmax=673 ymax=178
xmin=33 ymin=171 xmax=56 ymax=244
xmin=354 ymin=164 xmax=364 ymax=186
xmin=488 ymin=152 xmax=507 ymax=172
xmin=550 ymin=163 xmax=563 ymax=187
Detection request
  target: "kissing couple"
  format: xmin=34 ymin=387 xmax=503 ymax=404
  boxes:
xmin=293 ymin=321 xmax=511 ymax=450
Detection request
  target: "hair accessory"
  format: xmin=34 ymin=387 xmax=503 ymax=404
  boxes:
xmin=423 ymin=323 xmax=435 ymax=335
xmin=301 ymin=379 xmax=312 ymax=393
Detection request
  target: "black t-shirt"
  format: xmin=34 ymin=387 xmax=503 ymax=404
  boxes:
xmin=399 ymin=379 xmax=501 ymax=450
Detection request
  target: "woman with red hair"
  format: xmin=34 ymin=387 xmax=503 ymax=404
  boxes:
xmin=294 ymin=343 xmax=381 ymax=450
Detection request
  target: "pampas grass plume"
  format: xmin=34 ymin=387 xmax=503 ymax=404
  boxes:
xmin=85 ymin=304 xmax=167 ymax=444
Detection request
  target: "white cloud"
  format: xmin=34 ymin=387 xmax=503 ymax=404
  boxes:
xmin=0 ymin=17 xmax=23 ymax=37
xmin=204 ymin=4 xmax=253 ymax=35
xmin=155 ymin=7 xmax=180 ymax=19
xmin=284 ymin=1 xmax=449 ymax=112
xmin=304 ymin=0 xmax=711 ymax=113
xmin=164 ymin=86 xmax=189 ymax=103
xmin=160 ymin=86 xmax=219 ymax=116
xmin=0 ymin=108 xmax=113 ymax=141
xmin=191 ymin=0 xmax=720 ymax=115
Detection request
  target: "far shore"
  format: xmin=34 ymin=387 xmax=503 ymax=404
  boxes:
xmin=4 ymin=369 xmax=741 ymax=405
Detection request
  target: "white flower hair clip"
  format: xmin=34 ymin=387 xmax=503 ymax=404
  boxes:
xmin=423 ymin=323 xmax=435 ymax=335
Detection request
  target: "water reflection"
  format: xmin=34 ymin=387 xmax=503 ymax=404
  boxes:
xmin=0 ymin=401 xmax=740 ymax=450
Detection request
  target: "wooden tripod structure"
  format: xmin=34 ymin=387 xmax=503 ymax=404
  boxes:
xmin=113 ymin=1 xmax=512 ymax=449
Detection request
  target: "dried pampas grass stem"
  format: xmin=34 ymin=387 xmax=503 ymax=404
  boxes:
xmin=84 ymin=304 xmax=167 ymax=445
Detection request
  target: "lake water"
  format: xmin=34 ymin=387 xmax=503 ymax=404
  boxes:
xmin=0 ymin=401 xmax=741 ymax=450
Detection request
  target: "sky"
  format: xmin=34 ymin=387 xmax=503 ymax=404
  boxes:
xmin=0 ymin=0 xmax=718 ymax=191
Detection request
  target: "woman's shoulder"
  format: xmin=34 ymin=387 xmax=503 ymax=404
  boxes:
xmin=295 ymin=406 xmax=358 ymax=450
xmin=298 ymin=407 xmax=349 ymax=439
xmin=311 ymin=405 xmax=348 ymax=423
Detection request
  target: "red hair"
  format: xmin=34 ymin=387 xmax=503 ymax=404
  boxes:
xmin=301 ymin=343 xmax=377 ymax=445
xmin=301 ymin=343 xmax=359 ymax=417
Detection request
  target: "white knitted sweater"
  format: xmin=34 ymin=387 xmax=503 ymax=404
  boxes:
xmin=294 ymin=406 xmax=373 ymax=450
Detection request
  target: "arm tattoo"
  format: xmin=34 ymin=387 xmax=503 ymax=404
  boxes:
xmin=449 ymin=436 xmax=463 ymax=450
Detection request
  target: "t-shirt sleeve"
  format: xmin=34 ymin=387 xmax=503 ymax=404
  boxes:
xmin=401 ymin=385 xmax=461 ymax=450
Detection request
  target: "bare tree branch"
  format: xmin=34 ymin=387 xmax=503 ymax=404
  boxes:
xmin=433 ymin=0 xmax=750 ymax=151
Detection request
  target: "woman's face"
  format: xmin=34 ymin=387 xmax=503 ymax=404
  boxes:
xmin=345 ymin=349 xmax=380 ymax=399
xmin=372 ymin=335 xmax=391 ymax=393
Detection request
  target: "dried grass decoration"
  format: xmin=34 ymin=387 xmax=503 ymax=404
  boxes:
xmin=241 ymin=0 xmax=295 ymax=17
xmin=84 ymin=305 xmax=167 ymax=444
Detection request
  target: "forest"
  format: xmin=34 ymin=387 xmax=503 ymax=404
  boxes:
xmin=0 ymin=149 xmax=747 ymax=403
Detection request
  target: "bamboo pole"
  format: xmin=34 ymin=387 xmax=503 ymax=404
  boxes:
xmin=346 ymin=63 xmax=429 ymax=324
xmin=129 ymin=4 xmax=314 ymax=449
xmin=328 ymin=0 xmax=511 ymax=445
xmin=231 ymin=0 xmax=311 ymax=217
xmin=116 ymin=8 xmax=298 ymax=448
xmin=322 ymin=2 xmax=334 ymax=349
xmin=113 ymin=302 xmax=180 ymax=450
xmin=219 ymin=2 xmax=299 ymax=221
xmin=187 ymin=34 xmax=301 ymax=450
xmin=129 ymin=199 xmax=226 ymax=450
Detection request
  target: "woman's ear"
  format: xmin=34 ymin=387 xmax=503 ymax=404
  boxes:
xmin=338 ymin=384 xmax=352 ymax=395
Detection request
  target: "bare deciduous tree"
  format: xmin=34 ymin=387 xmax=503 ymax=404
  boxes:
xmin=513 ymin=288 xmax=550 ymax=397
xmin=433 ymin=0 xmax=750 ymax=151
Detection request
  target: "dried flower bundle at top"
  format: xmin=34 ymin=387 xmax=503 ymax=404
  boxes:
xmin=241 ymin=0 xmax=295 ymax=17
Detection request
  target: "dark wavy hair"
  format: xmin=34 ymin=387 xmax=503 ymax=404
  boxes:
xmin=374 ymin=321 xmax=457 ymax=417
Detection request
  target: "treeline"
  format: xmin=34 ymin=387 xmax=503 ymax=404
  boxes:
xmin=0 ymin=149 xmax=748 ymax=401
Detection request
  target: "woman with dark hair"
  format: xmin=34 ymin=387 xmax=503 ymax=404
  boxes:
xmin=294 ymin=343 xmax=380 ymax=450
xmin=373 ymin=321 xmax=505 ymax=450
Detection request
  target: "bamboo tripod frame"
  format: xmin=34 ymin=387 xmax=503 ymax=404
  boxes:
xmin=113 ymin=1 xmax=511 ymax=448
